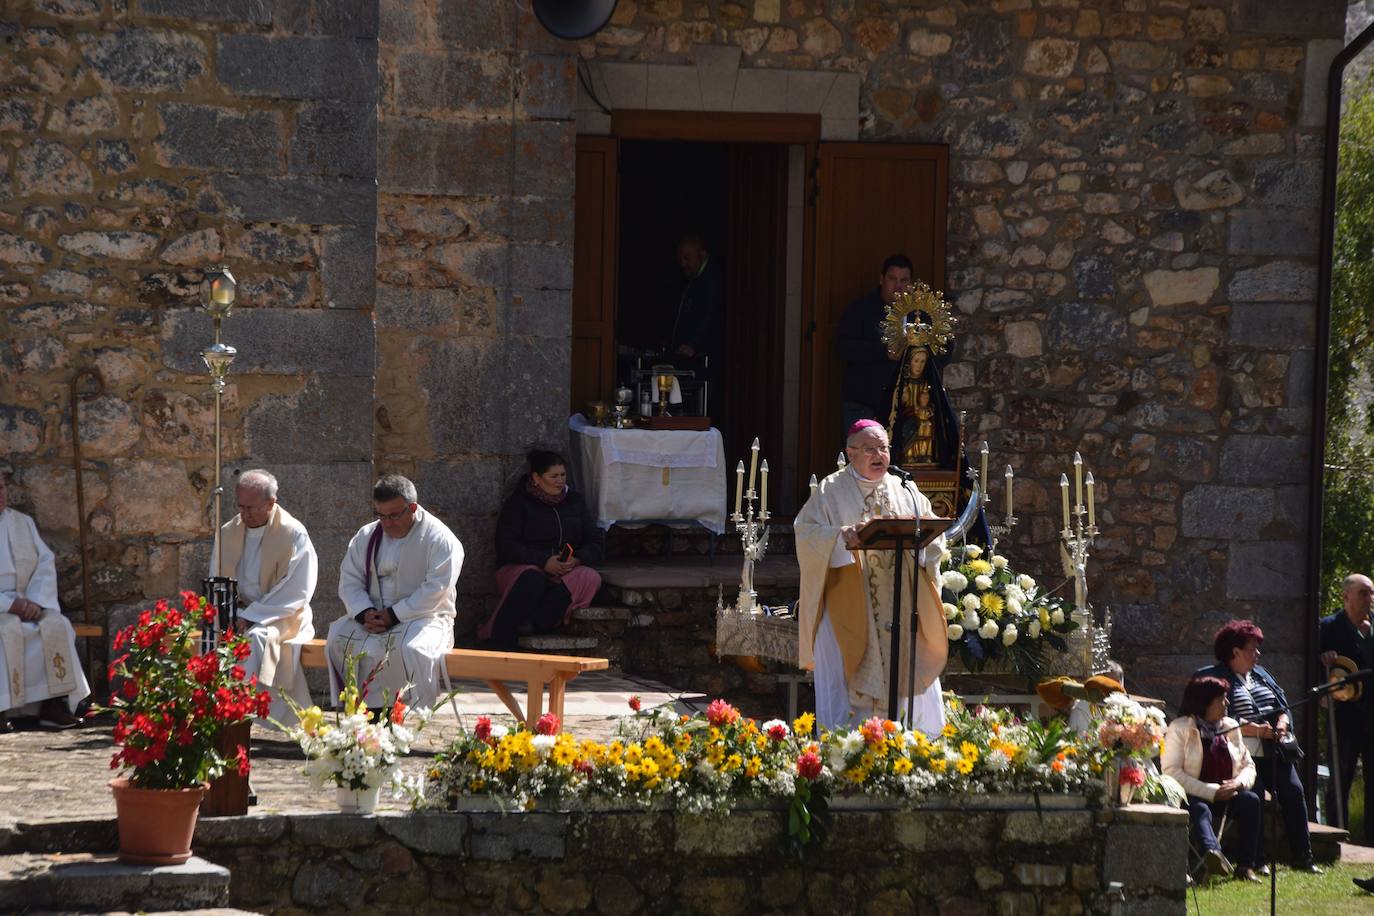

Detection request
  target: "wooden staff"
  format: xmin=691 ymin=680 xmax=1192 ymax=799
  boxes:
xmin=68 ymin=367 xmax=104 ymax=673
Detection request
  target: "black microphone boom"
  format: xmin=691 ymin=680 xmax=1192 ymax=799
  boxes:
xmin=887 ymin=465 xmax=913 ymax=481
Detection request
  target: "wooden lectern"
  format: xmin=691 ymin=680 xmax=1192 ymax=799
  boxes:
xmin=853 ymin=515 xmax=953 ymax=722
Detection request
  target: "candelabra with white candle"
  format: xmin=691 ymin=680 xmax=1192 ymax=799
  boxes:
xmin=1059 ymin=450 xmax=1099 ymax=626
xmin=730 ymin=437 xmax=770 ymax=614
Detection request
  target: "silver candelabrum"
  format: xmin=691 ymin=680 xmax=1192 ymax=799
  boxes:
xmin=1059 ymin=451 xmax=1099 ymax=634
xmin=731 ymin=438 xmax=770 ymax=614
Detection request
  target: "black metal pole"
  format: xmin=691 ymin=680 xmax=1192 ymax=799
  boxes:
xmin=1307 ymin=18 xmax=1374 ymax=817
xmin=888 ymin=541 xmax=904 ymax=722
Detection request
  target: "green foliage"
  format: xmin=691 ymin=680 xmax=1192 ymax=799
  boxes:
xmin=1323 ymin=73 xmax=1374 ymax=609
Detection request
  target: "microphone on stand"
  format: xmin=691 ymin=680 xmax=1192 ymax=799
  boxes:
xmin=887 ymin=465 xmax=913 ymax=482
xmin=1312 ymin=668 xmax=1374 ymax=694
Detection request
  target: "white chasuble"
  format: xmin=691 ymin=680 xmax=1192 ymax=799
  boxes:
xmin=213 ymin=503 xmax=318 ymax=724
xmin=328 ymin=507 xmax=462 ymax=709
xmin=0 ymin=508 xmax=88 ymax=714
xmin=795 ymin=468 xmax=947 ymax=734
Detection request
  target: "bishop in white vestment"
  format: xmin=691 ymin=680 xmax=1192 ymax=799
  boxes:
xmin=0 ymin=476 xmax=88 ymax=729
xmin=794 ymin=421 xmax=947 ymax=734
xmin=210 ymin=470 xmax=317 ymax=726
xmin=328 ymin=475 xmax=462 ymax=709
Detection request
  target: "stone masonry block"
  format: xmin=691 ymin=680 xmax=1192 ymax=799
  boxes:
xmin=1180 ymin=485 xmax=1275 ymax=540
xmin=378 ymin=118 xmax=511 ymax=196
xmin=290 ymin=102 xmax=377 ymax=178
xmin=396 ymin=51 xmax=513 ymax=114
xmin=1227 ymin=262 xmax=1317 ymax=303
xmin=1048 ymin=302 xmax=1127 ymax=351
xmin=160 ymin=307 xmax=374 ymax=376
xmin=420 ymin=337 xmax=507 ymax=454
xmin=513 ymin=120 xmax=575 ymax=198
xmin=415 ymin=458 xmax=509 ymax=520
xmin=220 ymin=461 xmax=372 ymax=534
xmin=1000 ymin=811 xmax=1092 ymax=845
xmin=321 ymin=226 xmax=376 ymax=309
xmin=1232 ymin=0 xmax=1346 ymax=38
xmin=1103 ymin=823 xmax=1186 ymax=891
xmin=1303 ymin=39 xmax=1345 ymax=127
xmin=1227 ymin=541 xmax=1307 ymax=599
xmin=437 ymin=0 xmax=515 ymax=50
xmin=1219 ymin=435 xmax=1309 ymax=485
xmin=379 ymin=812 xmax=468 ymax=856
xmin=646 ymin=64 xmax=702 ymax=110
xmin=155 ymin=103 xmax=283 ymax=174
xmin=1252 ymin=160 xmax=1322 ymax=208
xmin=1228 ymin=303 xmax=1316 ymax=349
xmin=140 ymin=0 xmax=272 ymax=24
xmin=520 ymin=53 xmax=575 ymax=118
xmin=510 ymin=243 xmax=573 ymax=290
xmin=217 ymin=35 xmax=378 ymax=101
xmin=1227 ymin=209 xmax=1320 ymax=257
xmin=81 ymin=29 xmax=208 ymax=91
xmin=214 ymin=175 xmax=376 ymax=224
xmin=509 ymin=289 xmax=573 ymax=339
xmin=468 ymin=812 xmax=566 ymax=860
xmin=313 ymin=0 xmax=380 ymax=39
xmin=244 ymin=375 xmax=373 ymax=462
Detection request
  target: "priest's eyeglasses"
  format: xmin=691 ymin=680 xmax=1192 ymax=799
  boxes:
xmin=374 ymin=505 xmax=415 ymax=521
xmin=848 ymin=444 xmax=889 ymax=456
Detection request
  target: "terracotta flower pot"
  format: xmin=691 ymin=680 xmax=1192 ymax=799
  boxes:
xmin=109 ymin=777 xmax=207 ymax=865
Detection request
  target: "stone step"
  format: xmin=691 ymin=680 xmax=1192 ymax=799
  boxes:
xmin=571 ymin=605 xmax=633 ymax=622
xmin=516 ymin=634 xmax=600 ymax=651
xmin=0 ymin=852 xmax=229 ymax=910
xmin=1309 ymin=820 xmax=1348 ymax=863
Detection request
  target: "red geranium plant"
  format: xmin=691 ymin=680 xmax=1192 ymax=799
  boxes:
xmin=103 ymin=591 xmax=270 ymax=789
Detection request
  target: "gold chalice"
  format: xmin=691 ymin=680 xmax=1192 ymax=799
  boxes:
xmin=656 ymin=373 xmax=674 ymax=416
xmin=589 ymin=401 xmax=608 ymax=427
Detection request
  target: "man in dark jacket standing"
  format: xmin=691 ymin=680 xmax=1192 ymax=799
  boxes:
xmin=1320 ymin=572 xmax=1374 ymax=836
xmin=834 ymin=254 xmax=913 ymax=433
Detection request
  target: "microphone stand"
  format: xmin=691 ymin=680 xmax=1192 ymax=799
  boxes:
xmin=1217 ymin=672 xmax=1365 ymax=916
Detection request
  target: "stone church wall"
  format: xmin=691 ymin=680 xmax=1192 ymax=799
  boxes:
xmin=0 ymin=0 xmax=1353 ymax=704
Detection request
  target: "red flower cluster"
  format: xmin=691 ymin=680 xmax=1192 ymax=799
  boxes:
xmin=475 ymin=715 xmax=493 ymax=744
xmin=535 ymin=712 xmax=560 ymax=736
xmin=628 ymin=695 xmax=642 ymax=712
xmin=391 ymin=699 xmax=408 ymax=725
xmin=766 ymin=722 xmax=788 ymax=742
xmin=796 ymin=749 xmax=823 ymax=781
xmin=1119 ymin=764 xmax=1147 ymax=788
xmin=102 ymin=592 xmax=270 ymax=790
xmin=706 ymin=699 xmax=741 ymax=728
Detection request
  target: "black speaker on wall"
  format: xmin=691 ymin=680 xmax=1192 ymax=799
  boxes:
xmin=531 ymin=0 xmax=620 ymax=40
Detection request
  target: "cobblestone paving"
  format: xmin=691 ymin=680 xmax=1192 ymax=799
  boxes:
xmin=0 ymin=672 xmax=703 ymax=822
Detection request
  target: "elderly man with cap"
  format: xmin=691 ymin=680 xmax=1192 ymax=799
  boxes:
xmin=794 ymin=420 xmax=947 ymax=733
xmin=328 ymin=474 xmax=462 ymax=710
xmin=0 ymin=472 xmax=86 ymax=731
xmin=210 ymin=469 xmax=317 ymax=725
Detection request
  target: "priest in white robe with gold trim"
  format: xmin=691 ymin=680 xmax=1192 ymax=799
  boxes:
xmin=210 ymin=469 xmax=317 ymax=726
xmin=0 ymin=474 xmax=88 ymax=731
xmin=328 ymin=474 xmax=462 ymax=710
xmin=795 ymin=421 xmax=947 ymax=734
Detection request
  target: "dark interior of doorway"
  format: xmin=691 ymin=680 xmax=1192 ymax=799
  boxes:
xmin=616 ymin=139 xmax=792 ymax=510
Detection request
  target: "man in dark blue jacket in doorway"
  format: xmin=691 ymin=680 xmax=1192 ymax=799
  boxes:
xmin=834 ymin=253 xmax=913 ymax=433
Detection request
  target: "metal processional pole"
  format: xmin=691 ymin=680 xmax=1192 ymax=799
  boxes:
xmin=200 ymin=267 xmax=239 ymax=652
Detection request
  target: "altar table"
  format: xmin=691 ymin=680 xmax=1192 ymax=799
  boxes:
xmin=568 ymin=415 xmax=727 ymax=535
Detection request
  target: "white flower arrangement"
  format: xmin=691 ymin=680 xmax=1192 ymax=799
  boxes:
xmin=940 ymin=544 xmax=1077 ymax=678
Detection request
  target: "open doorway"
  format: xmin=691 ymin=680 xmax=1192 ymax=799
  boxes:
xmin=614 ymin=138 xmax=797 ymax=510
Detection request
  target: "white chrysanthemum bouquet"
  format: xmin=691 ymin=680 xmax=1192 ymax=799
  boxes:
xmin=939 ymin=543 xmax=1076 ymax=679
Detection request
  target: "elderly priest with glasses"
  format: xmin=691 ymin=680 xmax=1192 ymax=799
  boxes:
xmin=327 ymin=474 xmax=462 ymax=710
xmin=794 ymin=420 xmax=948 ymax=734
xmin=210 ymin=469 xmax=317 ymax=724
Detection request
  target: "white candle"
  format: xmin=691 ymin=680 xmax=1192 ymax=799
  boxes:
xmin=1060 ymin=474 xmax=1070 ymax=530
xmin=1086 ymin=472 xmax=1096 ymax=528
xmin=748 ymin=437 xmax=760 ymax=493
xmin=1004 ymin=465 xmax=1014 ymax=518
xmin=734 ymin=460 xmax=744 ymax=516
xmin=980 ymin=441 xmax=989 ymax=496
xmin=836 ymin=450 xmax=846 ymax=470
xmin=1073 ymin=452 xmax=1083 ymax=511
xmin=809 ymin=474 xmax=818 ymax=497
xmin=760 ymin=459 xmax=769 ymax=516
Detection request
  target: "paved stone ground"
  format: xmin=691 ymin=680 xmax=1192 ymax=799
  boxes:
xmin=0 ymin=671 xmax=706 ymax=821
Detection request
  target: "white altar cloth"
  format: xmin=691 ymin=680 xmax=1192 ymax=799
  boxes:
xmin=568 ymin=415 xmax=727 ymax=534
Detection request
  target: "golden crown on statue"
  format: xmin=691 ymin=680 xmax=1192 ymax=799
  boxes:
xmin=880 ymin=282 xmax=957 ymax=355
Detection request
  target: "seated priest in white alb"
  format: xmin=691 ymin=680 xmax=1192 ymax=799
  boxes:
xmin=209 ymin=469 xmax=317 ymax=725
xmin=0 ymin=473 xmax=87 ymax=732
xmin=328 ymin=474 xmax=462 ymax=710
xmin=794 ymin=420 xmax=948 ymax=735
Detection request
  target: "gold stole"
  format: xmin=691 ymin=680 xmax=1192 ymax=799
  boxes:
xmin=216 ymin=504 xmax=305 ymax=689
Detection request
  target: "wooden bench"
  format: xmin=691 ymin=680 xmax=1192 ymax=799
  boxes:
xmin=73 ymin=624 xmax=102 ymax=639
xmin=298 ymin=639 xmax=608 ymax=733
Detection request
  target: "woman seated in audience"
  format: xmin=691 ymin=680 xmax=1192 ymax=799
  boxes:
xmin=1162 ymin=675 xmax=1263 ymax=882
xmin=480 ymin=450 xmax=605 ymax=651
xmin=1195 ymin=619 xmax=1321 ymax=873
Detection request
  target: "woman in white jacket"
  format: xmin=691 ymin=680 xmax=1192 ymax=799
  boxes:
xmin=1162 ymin=675 xmax=1263 ymax=882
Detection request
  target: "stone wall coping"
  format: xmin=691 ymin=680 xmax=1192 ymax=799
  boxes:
xmin=1106 ymin=803 xmax=1190 ymax=826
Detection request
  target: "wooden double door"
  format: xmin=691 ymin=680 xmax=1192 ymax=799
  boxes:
xmin=572 ymin=113 xmax=948 ymax=511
